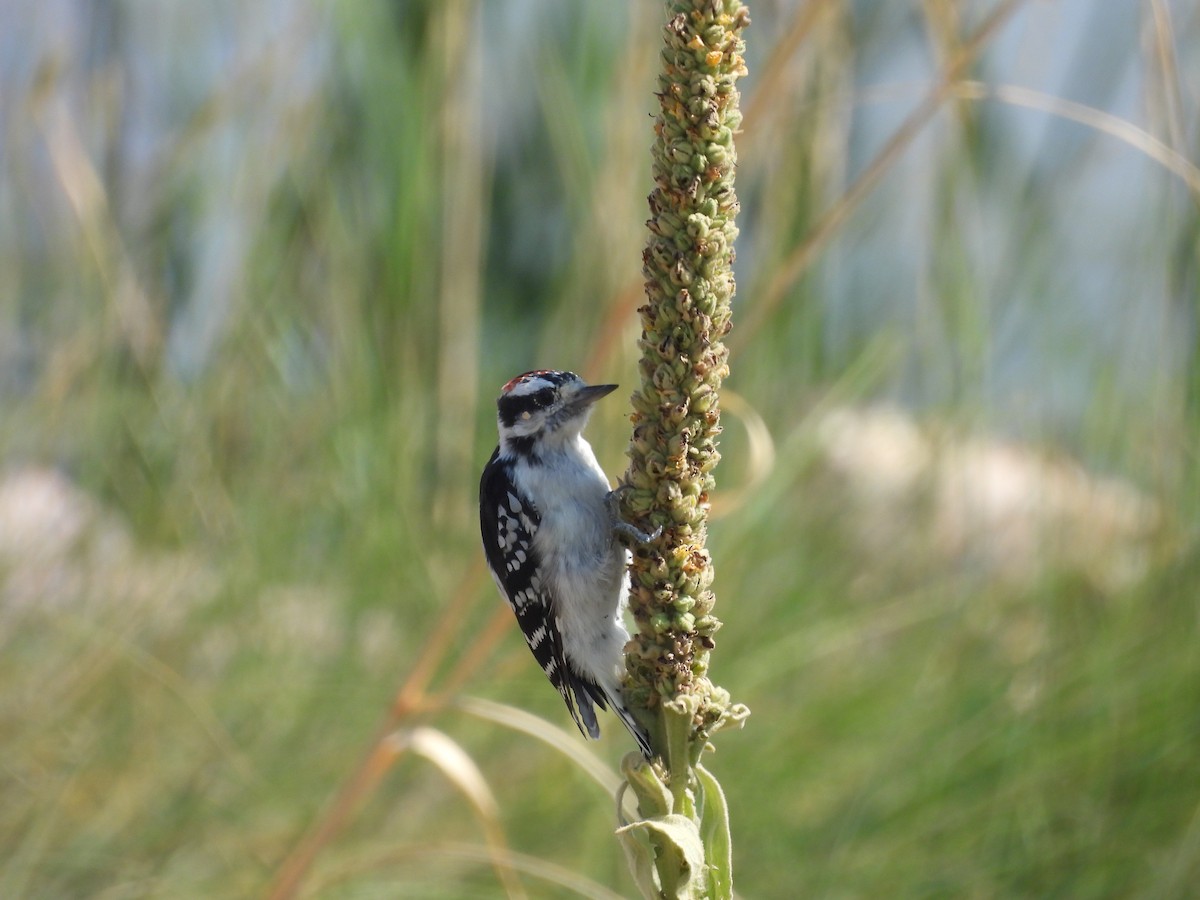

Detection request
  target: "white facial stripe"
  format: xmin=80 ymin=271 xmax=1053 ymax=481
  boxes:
xmin=508 ymin=376 xmax=554 ymax=398
xmin=505 ymin=376 xmax=559 ymax=398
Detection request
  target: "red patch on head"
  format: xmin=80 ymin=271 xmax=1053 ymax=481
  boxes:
xmin=502 ymin=369 xmax=556 ymax=394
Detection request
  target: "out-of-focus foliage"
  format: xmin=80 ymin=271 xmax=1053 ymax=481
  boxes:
xmin=1 ymin=1 xmax=1198 ymax=897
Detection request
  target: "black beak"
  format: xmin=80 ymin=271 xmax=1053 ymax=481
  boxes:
xmin=571 ymin=383 xmax=619 ymax=412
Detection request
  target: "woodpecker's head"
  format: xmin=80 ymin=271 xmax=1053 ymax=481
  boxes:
xmin=495 ymin=370 xmax=617 ymax=455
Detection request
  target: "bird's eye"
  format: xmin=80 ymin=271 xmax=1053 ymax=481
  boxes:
xmin=520 ymin=411 xmax=532 ymax=420
xmin=533 ymin=389 xmax=555 ymax=407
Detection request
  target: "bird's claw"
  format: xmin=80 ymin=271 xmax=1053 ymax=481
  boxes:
xmin=606 ymin=486 xmax=662 ymax=545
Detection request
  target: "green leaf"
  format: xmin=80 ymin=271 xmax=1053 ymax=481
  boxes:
xmin=695 ymin=764 xmax=733 ymax=900
xmin=614 ymin=814 xmax=662 ymax=900
xmin=621 ymin=752 xmax=672 ymax=819
xmin=616 ymin=814 xmax=706 ymax=900
xmin=710 ymin=702 xmax=751 ymax=737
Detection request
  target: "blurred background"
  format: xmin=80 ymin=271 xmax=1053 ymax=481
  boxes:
xmin=2 ymin=0 xmax=1198 ymax=896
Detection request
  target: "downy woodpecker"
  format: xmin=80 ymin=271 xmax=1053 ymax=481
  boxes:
xmin=479 ymin=370 xmax=654 ymax=757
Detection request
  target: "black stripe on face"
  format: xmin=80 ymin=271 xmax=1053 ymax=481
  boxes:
xmin=497 ymin=385 xmax=557 ymax=429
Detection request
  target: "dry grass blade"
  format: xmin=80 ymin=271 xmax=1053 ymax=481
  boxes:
xmin=740 ymin=0 xmax=835 ymax=140
xmin=454 ymin=696 xmax=622 ymax=795
xmin=312 ymin=841 xmax=629 ymax=900
xmin=30 ymin=63 xmax=160 ymax=369
xmin=583 ymin=280 xmax=645 ymax=380
xmin=267 ymin=722 xmax=413 ymax=900
xmin=434 ymin=1 xmax=487 ymax=535
xmin=394 ymin=561 xmax=487 ymax=715
xmin=390 ymin=727 xmax=527 ymax=900
xmin=732 ymin=0 xmax=1031 ymax=355
xmin=709 ymin=389 xmax=776 ymax=519
xmin=432 ymin=603 xmax=515 ymax=700
xmin=268 ymin=563 xmax=491 ymax=900
xmin=1147 ymin=0 xmax=1187 ymax=161
xmin=72 ymin=618 xmax=257 ymax=784
xmin=950 ymin=81 xmax=1200 ymax=198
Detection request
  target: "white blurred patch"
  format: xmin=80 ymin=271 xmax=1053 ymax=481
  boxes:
xmin=815 ymin=406 xmax=1161 ymax=592
xmin=0 ymin=467 xmax=94 ymax=560
xmin=0 ymin=467 xmax=376 ymax=674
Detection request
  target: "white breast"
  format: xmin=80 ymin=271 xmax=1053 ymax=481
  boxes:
xmin=517 ymin=435 xmax=631 ymax=682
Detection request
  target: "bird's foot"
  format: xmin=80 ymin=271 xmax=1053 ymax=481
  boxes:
xmin=606 ymin=484 xmax=663 ymax=545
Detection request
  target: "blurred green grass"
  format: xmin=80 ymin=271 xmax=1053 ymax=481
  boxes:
xmin=2 ymin=1 xmax=1199 ymax=897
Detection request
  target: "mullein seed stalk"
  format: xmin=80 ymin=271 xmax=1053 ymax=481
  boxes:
xmin=623 ymin=0 xmax=750 ymax=755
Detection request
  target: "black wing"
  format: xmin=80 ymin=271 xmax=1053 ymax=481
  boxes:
xmin=479 ymin=448 xmax=601 ymax=739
